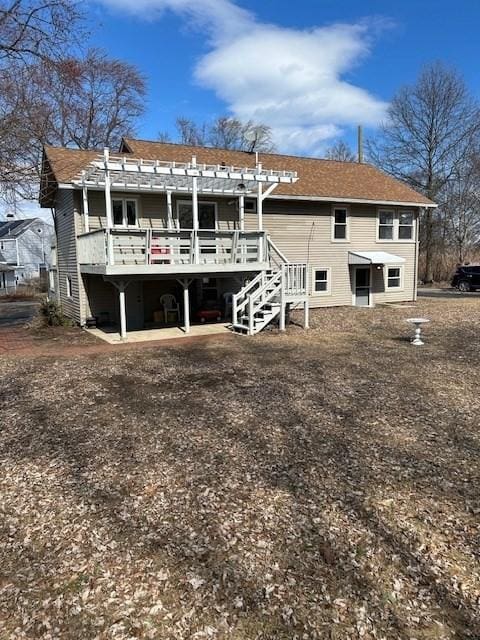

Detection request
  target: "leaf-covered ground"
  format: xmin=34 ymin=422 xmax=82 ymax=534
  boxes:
xmin=1 ymin=296 xmax=479 ymax=639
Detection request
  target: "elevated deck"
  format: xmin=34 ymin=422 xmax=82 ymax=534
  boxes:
xmin=77 ymin=228 xmax=269 ymax=276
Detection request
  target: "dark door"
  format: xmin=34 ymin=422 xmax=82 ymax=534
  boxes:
xmin=355 ymin=266 xmax=371 ymax=307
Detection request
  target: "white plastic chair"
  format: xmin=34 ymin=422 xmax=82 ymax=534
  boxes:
xmin=160 ymin=294 xmax=180 ymax=324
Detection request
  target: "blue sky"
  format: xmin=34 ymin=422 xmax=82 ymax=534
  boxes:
xmin=91 ymin=0 xmax=480 ymax=156
xmin=8 ymin=0 xmax=480 ymax=220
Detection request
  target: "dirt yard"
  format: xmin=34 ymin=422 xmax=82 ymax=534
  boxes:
xmin=0 ymin=296 xmax=479 ymax=639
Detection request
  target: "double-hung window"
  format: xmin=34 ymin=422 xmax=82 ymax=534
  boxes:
xmin=378 ymin=210 xmax=394 ymax=240
xmin=398 ymin=211 xmax=414 ymax=240
xmin=112 ymin=198 xmax=138 ymax=227
xmin=378 ymin=209 xmax=415 ymax=241
xmin=332 ymin=207 xmax=349 ymax=241
xmin=313 ymin=267 xmax=330 ymax=295
xmin=386 ymin=267 xmax=402 ymax=289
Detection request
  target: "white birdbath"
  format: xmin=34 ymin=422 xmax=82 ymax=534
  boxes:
xmin=406 ymin=317 xmax=430 ymax=346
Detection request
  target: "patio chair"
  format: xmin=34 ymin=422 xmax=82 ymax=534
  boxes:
xmin=160 ymin=294 xmax=180 ymax=324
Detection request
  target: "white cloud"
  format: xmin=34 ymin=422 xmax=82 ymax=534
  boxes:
xmin=100 ymin=0 xmax=389 ymax=154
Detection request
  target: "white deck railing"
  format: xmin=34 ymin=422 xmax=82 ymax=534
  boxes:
xmin=77 ymin=228 xmax=269 ymax=268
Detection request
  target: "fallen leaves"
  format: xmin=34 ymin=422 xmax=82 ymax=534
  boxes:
xmin=0 ymin=296 xmax=479 ymax=638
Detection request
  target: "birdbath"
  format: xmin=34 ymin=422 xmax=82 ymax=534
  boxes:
xmin=406 ymin=317 xmax=430 ymax=346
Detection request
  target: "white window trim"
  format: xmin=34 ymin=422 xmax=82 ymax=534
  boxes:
xmin=385 ymin=264 xmax=404 ymax=290
xmin=311 ymin=266 xmax=331 ymax=296
xmin=66 ymin=275 xmax=73 ymax=298
xmin=397 ymin=210 xmax=415 ymax=242
xmin=376 ymin=208 xmax=415 ymax=243
xmin=111 ymin=196 xmax=140 ymax=229
xmin=176 ymin=200 xmax=218 ymax=231
xmin=331 ymin=206 xmax=350 ymax=243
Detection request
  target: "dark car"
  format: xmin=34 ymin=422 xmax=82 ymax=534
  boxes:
xmin=451 ymin=265 xmax=480 ymax=292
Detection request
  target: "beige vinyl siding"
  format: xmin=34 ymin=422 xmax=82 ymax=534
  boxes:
xmin=83 ymin=192 xmax=239 ymax=232
xmin=245 ymin=201 xmax=418 ymax=308
xmin=54 ymin=189 xmax=88 ymax=323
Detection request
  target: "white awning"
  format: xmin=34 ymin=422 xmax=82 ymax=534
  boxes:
xmin=348 ymin=251 xmax=406 ymax=265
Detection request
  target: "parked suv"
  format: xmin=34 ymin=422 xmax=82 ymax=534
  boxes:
xmin=451 ymin=265 xmax=480 ymax=292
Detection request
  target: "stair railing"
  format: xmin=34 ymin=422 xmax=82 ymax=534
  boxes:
xmin=267 ymin=236 xmax=290 ymax=270
xmin=232 ymin=271 xmax=264 ymax=326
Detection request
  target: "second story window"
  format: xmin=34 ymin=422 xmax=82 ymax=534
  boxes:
xmin=378 ymin=210 xmax=394 ymax=240
xmin=332 ymin=207 xmax=349 ymax=241
xmin=378 ymin=209 xmax=415 ymax=241
xmin=112 ymin=198 xmax=138 ymax=227
xmin=399 ymin=211 xmax=414 ymax=240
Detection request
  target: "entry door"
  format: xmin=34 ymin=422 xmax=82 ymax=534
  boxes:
xmin=354 ymin=266 xmax=371 ymax=307
xmin=126 ymin=281 xmax=144 ymax=330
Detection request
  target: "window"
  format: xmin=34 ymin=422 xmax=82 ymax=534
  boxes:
xmin=244 ymin=199 xmax=257 ymax=213
xmin=112 ymin=198 xmax=138 ymax=227
xmin=378 ymin=209 xmax=415 ymax=241
xmin=313 ymin=268 xmax=330 ymax=295
xmin=398 ymin=211 xmax=414 ymax=240
xmin=49 ymin=270 xmax=55 ymax=291
xmin=332 ymin=207 xmax=348 ymax=241
xmin=378 ymin=210 xmax=394 ymax=240
xmin=387 ymin=267 xmax=402 ymax=289
xmin=66 ymin=275 xmax=72 ymax=298
xmin=177 ymin=201 xmax=217 ymax=230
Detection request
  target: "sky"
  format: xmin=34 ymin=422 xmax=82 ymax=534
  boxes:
xmin=91 ymin=0 xmax=480 ymax=155
xmin=8 ymin=0 xmax=480 ymax=219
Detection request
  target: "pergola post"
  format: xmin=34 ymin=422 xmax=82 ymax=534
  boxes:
xmin=166 ymin=190 xmax=174 ymax=230
xmin=238 ymin=194 xmax=245 ymax=232
xmin=104 ymin=148 xmax=113 ymax=229
xmin=257 ymin=182 xmax=263 ymax=260
xmin=81 ymin=171 xmax=89 ymax=233
xmin=191 ymin=155 xmax=199 ymax=263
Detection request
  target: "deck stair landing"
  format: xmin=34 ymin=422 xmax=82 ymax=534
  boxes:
xmin=232 ymin=262 xmax=309 ymax=335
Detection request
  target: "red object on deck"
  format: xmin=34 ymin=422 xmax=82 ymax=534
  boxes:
xmin=196 ymin=309 xmax=222 ymax=323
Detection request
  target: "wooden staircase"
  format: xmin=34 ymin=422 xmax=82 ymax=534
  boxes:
xmin=232 ymin=261 xmax=309 ymax=335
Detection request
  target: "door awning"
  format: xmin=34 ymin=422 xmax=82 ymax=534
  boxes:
xmin=348 ymin=251 xmax=406 ymax=265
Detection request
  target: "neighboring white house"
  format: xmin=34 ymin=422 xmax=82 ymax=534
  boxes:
xmin=0 ymin=218 xmax=54 ymax=294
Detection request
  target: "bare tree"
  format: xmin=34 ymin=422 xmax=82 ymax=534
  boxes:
xmin=442 ymin=155 xmax=480 ymax=263
xmin=0 ymin=0 xmax=83 ymax=63
xmin=162 ymin=116 xmax=275 ymax=152
xmin=368 ymin=62 xmax=480 ymax=281
xmin=0 ymin=50 xmax=146 ymax=201
xmin=325 ymin=140 xmax=356 ymax=162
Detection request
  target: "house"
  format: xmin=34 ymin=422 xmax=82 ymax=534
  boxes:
xmin=40 ymin=138 xmax=435 ymax=339
xmin=0 ymin=218 xmax=54 ymax=295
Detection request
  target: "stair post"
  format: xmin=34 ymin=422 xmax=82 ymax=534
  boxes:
xmin=248 ymin=295 xmax=254 ymax=336
xmin=279 ymin=264 xmax=286 ymax=331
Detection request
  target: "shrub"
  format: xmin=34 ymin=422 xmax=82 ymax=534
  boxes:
xmin=39 ymin=299 xmax=72 ymax=327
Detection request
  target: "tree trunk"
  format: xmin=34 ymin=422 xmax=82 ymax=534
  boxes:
xmin=423 ymin=208 xmax=434 ymax=283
